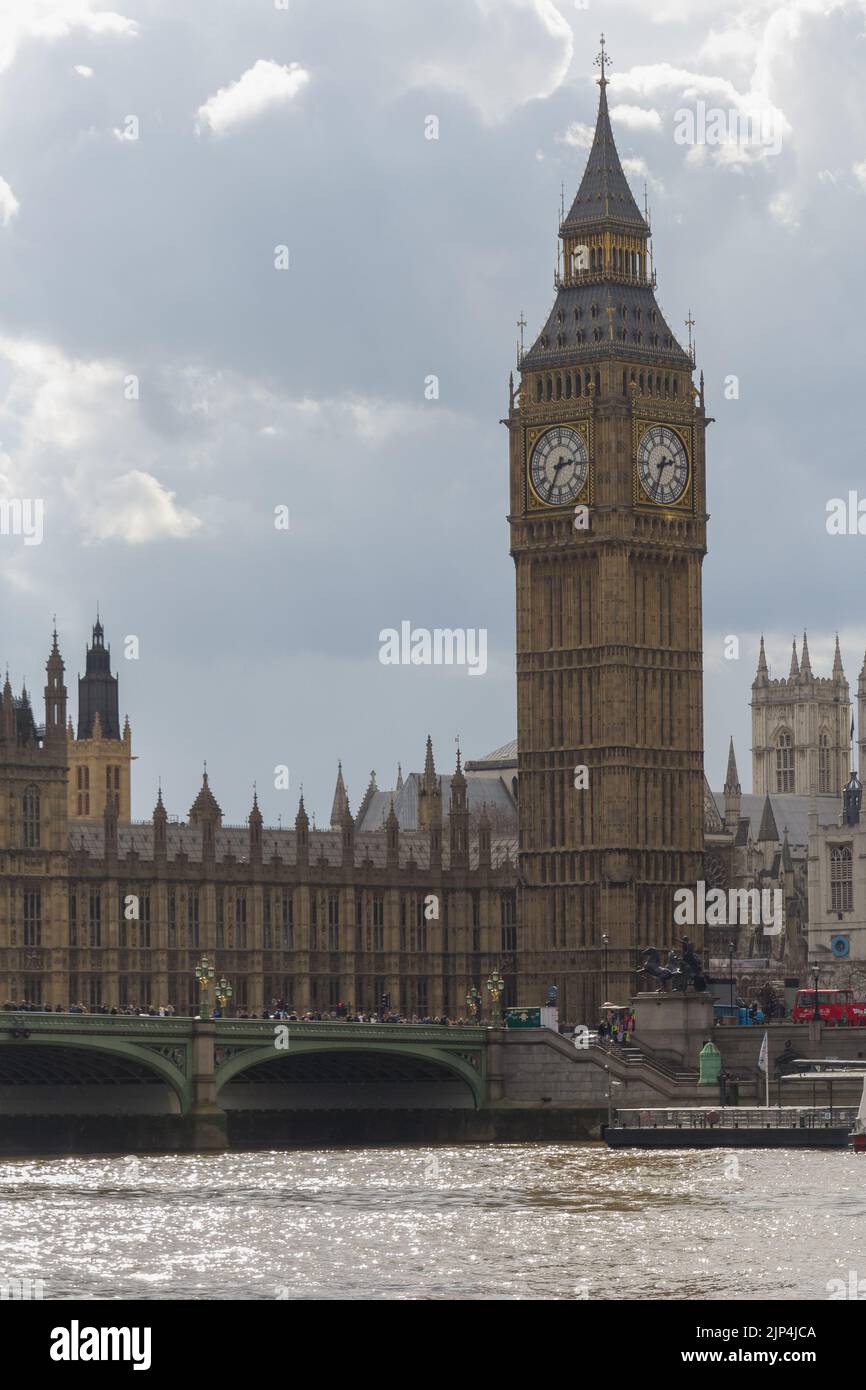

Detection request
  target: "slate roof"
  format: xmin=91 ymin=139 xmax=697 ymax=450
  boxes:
xmin=562 ymin=80 xmax=648 ymax=232
xmin=522 ymin=282 xmax=691 ymax=372
xmin=354 ymin=770 xmax=517 ymax=833
xmin=467 ymin=740 xmax=518 ymax=769
xmin=710 ymin=793 xmax=843 ymax=849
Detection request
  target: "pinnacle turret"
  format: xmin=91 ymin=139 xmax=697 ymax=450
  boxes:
xmin=723 ymin=737 xmax=741 ymax=796
xmin=330 ymin=761 xmax=348 ymax=829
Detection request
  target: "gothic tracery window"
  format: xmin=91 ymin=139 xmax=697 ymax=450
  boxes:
xmin=776 ymin=732 xmax=794 ymax=792
xmin=819 ymin=732 xmax=831 ymax=794
xmin=830 ymin=845 xmax=853 ymax=912
xmin=23 ymin=785 xmax=40 ymax=848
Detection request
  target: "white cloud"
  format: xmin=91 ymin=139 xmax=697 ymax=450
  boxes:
xmin=853 ymin=161 xmax=866 ymax=189
xmin=610 ymin=105 xmax=662 ymax=132
xmin=406 ymin=0 xmax=573 ymax=124
xmin=80 ymin=469 xmax=201 ymax=544
xmin=0 ymin=176 xmax=20 ymax=226
xmin=621 ymin=157 xmax=664 ymax=197
xmin=195 ymin=59 xmax=310 ymax=136
xmin=769 ymin=190 xmax=799 ymax=229
xmin=557 ymin=122 xmax=594 ymax=150
xmin=0 ymin=1 xmax=137 ymax=74
xmin=73 ymin=63 xmax=93 ymax=76
xmin=0 ymin=334 xmax=204 ymax=545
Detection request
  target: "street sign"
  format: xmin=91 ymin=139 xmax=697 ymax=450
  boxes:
xmin=505 ymin=1007 xmax=541 ymax=1028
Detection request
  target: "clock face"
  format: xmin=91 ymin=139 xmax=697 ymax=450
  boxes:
xmin=637 ymin=426 xmax=689 ymax=505
xmin=529 ymin=426 xmax=589 ymax=506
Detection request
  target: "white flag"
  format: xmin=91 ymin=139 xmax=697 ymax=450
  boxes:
xmin=757 ymin=1031 xmax=769 ymax=1074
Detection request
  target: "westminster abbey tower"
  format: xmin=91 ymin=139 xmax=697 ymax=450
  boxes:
xmin=508 ymin=41 xmax=709 ymax=1020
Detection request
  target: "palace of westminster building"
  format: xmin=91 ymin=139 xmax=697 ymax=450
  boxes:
xmin=2 ymin=47 xmax=863 ymax=1021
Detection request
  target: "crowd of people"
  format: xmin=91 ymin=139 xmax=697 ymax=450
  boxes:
xmin=1 ymin=999 xmax=479 ymax=1025
xmin=597 ymin=1008 xmax=636 ymax=1045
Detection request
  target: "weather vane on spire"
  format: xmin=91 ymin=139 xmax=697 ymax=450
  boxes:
xmin=595 ymin=33 xmax=610 ymax=88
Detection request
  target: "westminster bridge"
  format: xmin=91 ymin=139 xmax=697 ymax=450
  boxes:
xmin=0 ymin=1010 xmax=641 ymax=1152
xmin=5 ymin=1007 xmax=851 ymax=1154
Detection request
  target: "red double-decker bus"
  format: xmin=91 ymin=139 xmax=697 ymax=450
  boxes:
xmin=791 ymin=989 xmax=866 ymax=1025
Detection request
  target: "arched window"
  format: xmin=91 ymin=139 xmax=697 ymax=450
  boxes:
xmin=594 ymin=369 xmax=601 ymax=395
xmin=776 ymin=732 xmax=794 ymax=792
xmin=830 ymin=845 xmax=853 ymax=912
xmin=23 ymin=785 xmax=40 ymax=848
xmin=555 ymin=375 xmax=562 ymax=399
xmin=77 ymin=764 xmax=90 ymax=817
xmin=536 ymin=378 xmax=543 ymax=402
xmin=819 ymin=733 xmax=831 ymax=793
xmin=546 ymin=376 xmax=553 ymax=401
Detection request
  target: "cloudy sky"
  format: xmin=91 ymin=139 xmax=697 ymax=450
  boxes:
xmin=1 ymin=0 xmax=865 ymax=825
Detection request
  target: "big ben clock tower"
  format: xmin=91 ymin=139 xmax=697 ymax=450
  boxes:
xmin=508 ymin=38 xmax=708 ymax=1022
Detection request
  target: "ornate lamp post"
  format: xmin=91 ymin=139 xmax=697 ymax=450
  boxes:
xmin=194 ymin=956 xmax=214 ymax=1018
xmin=601 ymin=933 xmax=610 ymax=1007
xmin=728 ymin=939 xmax=736 ymax=1013
xmin=216 ymin=977 xmax=233 ymax=1016
xmin=812 ymin=967 xmax=821 ymax=1023
xmin=465 ymin=986 xmax=481 ymax=1022
xmin=486 ymin=968 xmax=505 ymax=1027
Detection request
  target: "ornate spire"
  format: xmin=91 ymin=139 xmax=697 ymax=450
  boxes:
xmin=189 ymin=769 xmax=222 ymax=826
xmin=800 ymin=630 xmax=812 ymax=678
xmin=756 ymin=634 xmax=769 ymax=682
xmin=355 ymin=770 xmax=377 ymax=828
xmin=561 ymin=37 xmax=648 ymax=234
xmin=757 ymin=794 xmax=779 ymax=844
xmin=395 ymin=762 xmax=404 ymax=792
xmin=423 ymin=734 xmax=436 ymax=786
xmin=330 ymin=760 xmax=348 ymax=829
xmin=834 ymin=633 xmax=845 ymax=680
xmin=788 ymin=638 xmax=799 ymax=680
xmin=723 ymin=737 xmax=741 ymax=796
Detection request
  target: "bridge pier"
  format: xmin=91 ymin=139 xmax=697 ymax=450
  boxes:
xmin=486 ymin=1031 xmax=506 ymax=1103
xmin=189 ymin=1018 xmax=228 ymax=1151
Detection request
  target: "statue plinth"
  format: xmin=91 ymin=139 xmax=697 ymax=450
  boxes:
xmin=632 ymin=990 xmax=715 ymax=1067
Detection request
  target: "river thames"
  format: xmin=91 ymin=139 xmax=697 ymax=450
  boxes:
xmin=1 ymin=1144 xmax=863 ymax=1300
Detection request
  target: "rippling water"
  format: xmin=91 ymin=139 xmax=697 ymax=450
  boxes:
xmin=1 ymin=1144 xmax=864 ymax=1300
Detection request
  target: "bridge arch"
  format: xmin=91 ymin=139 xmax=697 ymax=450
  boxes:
xmin=0 ymin=1035 xmax=190 ymax=1113
xmin=216 ymin=1041 xmax=485 ymax=1110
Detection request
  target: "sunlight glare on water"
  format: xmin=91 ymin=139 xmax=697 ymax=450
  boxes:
xmin=1 ymin=1144 xmax=863 ymax=1301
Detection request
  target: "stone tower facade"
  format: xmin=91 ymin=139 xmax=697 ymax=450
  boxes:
xmin=0 ymin=633 xmax=70 ymax=1007
xmin=67 ymin=617 xmax=132 ymax=822
xmin=857 ymin=651 xmax=866 ymax=787
xmin=751 ymin=633 xmax=850 ymax=798
xmin=508 ymin=43 xmax=708 ymax=1021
